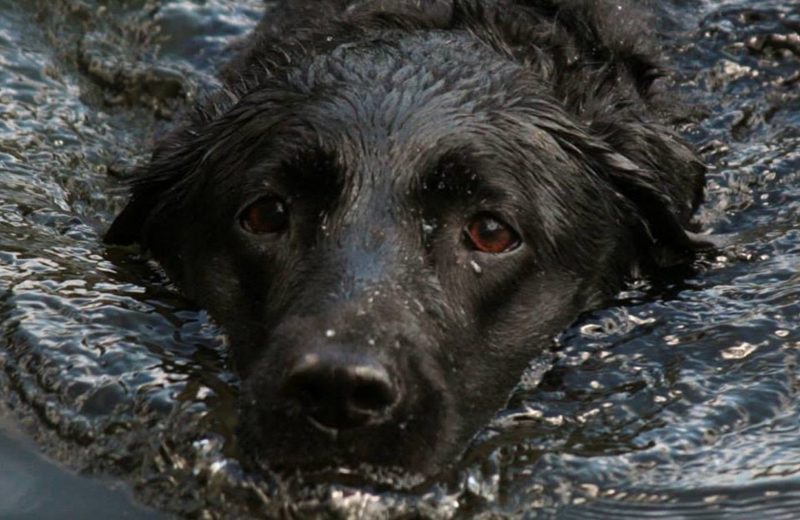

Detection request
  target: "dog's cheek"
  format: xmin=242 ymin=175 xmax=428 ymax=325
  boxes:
xmin=190 ymin=241 xmax=304 ymax=363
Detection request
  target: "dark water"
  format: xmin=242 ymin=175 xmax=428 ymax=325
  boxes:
xmin=1 ymin=0 xmax=798 ymax=518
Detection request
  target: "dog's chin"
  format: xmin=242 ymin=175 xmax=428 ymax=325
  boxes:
xmin=260 ymin=458 xmax=431 ymax=490
xmin=237 ymin=405 xmax=457 ymax=485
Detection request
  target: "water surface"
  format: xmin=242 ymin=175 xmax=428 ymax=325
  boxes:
xmin=1 ymin=0 xmax=799 ymax=517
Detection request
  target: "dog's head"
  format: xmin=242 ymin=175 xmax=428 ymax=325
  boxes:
xmin=106 ymin=1 xmax=705 ymax=476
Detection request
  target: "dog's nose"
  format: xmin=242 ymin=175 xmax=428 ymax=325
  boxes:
xmin=281 ymin=351 xmax=399 ymax=430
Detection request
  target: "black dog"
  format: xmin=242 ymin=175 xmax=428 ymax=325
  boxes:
xmin=106 ymin=0 xmax=705 ymax=476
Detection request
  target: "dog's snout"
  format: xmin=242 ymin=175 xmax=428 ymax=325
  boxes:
xmin=282 ymin=350 xmax=400 ymax=430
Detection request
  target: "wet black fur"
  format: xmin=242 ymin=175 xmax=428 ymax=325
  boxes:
xmin=106 ymin=0 xmax=706 ymax=475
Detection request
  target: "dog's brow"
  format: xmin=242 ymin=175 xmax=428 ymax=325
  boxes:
xmin=421 ymin=148 xmax=482 ymax=186
xmin=277 ymin=146 xmax=345 ymax=198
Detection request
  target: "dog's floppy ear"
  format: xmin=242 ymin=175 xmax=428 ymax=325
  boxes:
xmin=582 ymin=117 xmax=708 ymax=266
xmin=104 ymin=134 xmax=206 ymax=252
xmin=104 ymin=84 xmax=251 ymax=249
xmin=103 ymin=134 xmax=198 ymax=249
xmin=104 ymin=174 xmax=177 ymax=247
xmin=600 ymin=142 xmax=707 ymax=265
xmin=104 ymin=104 xmax=223 ymax=249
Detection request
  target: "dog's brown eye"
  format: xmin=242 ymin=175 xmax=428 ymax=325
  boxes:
xmin=464 ymin=214 xmax=520 ymax=253
xmin=240 ymin=197 xmax=288 ymax=234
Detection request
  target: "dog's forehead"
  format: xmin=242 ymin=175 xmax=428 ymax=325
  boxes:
xmin=287 ymin=30 xmax=526 ymax=135
xmin=300 ymin=30 xmax=513 ymax=85
xmin=273 ymin=31 xmax=541 ymax=184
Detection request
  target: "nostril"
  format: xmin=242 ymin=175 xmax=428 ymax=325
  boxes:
xmin=291 ymin=375 xmax=327 ymax=409
xmin=350 ymin=375 xmax=396 ymax=412
xmin=282 ymin=352 xmax=399 ymax=430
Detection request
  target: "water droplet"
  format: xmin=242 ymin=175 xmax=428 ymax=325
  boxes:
xmin=628 ymin=314 xmax=655 ymax=326
xmin=577 ymin=408 xmax=600 ymax=423
xmin=544 ymin=415 xmax=564 ymax=426
xmin=721 ymin=342 xmax=757 ymax=360
xmin=209 ymin=460 xmax=229 ymax=475
xmin=470 ymin=260 xmax=483 ymax=275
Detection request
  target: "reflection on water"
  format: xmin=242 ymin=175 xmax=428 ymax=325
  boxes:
xmin=0 ymin=416 xmax=158 ymax=519
xmin=0 ymin=0 xmax=799 ymax=517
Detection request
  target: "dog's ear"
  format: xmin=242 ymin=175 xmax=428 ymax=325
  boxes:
xmin=103 ymin=131 xmax=198 ymax=249
xmin=104 ymin=105 xmax=221 ymax=249
xmin=104 ymin=174 xmax=177 ymax=247
xmin=586 ymin=121 xmax=708 ymax=266
xmin=605 ymin=151 xmax=706 ymax=265
xmin=104 ymin=138 xmax=205 ymax=254
xmin=104 ymin=84 xmax=250 ymax=248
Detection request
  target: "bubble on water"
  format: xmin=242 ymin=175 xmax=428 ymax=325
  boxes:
xmin=628 ymin=314 xmax=656 ymax=326
xmin=580 ymin=323 xmax=605 ymax=336
xmin=580 ymin=483 xmax=599 ymax=497
xmin=522 ymin=407 xmax=544 ymax=420
xmin=196 ymin=386 xmax=214 ymax=399
xmin=721 ymin=342 xmax=758 ymax=360
xmin=577 ymin=408 xmax=600 ymax=423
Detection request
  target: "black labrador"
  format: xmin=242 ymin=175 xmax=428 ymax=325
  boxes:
xmin=106 ymin=0 xmax=706 ymax=476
